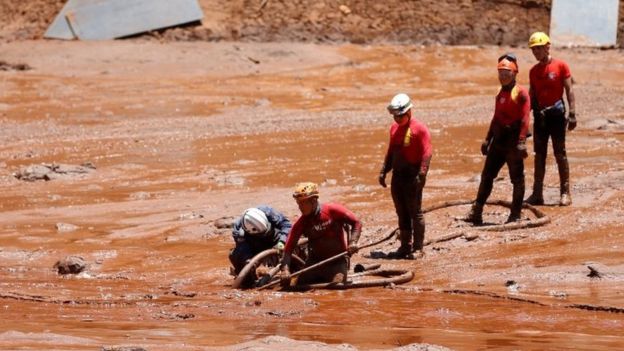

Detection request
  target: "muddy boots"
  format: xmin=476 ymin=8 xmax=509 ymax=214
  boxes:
xmin=388 ymin=230 xmax=413 ymax=259
xmin=463 ymin=202 xmax=484 ymax=225
xmin=557 ymin=155 xmax=572 ymax=206
xmin=506 ymin=181 xmax=525 ymax=223
xmin=526 ymin=154 xmax=545 ymax=205
xmin=412 ymin=214 xmax=425 ymax=259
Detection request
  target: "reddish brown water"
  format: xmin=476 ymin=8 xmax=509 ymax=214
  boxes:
xmin=1 ymin=41 xmax=623 ymax=350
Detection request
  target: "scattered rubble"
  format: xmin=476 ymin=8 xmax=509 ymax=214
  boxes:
xmin=0 ymin=60 xmax=31 ymax=71
xmin=53 ymin=256 xmax=87 ymax=275
xmin=14 ymin=163 xmax=96 ymax=182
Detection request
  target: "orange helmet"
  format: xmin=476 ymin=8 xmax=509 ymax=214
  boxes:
xmin=292 ymin=182 xmax=319 ymax=200
xmin=497 ymin=58 xmax=518 ymax=73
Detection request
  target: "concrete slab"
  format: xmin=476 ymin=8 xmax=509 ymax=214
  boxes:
xmin=44 ymin=0 xmax=106 ymax=40
xmin=45 ymin=0 xmax=203 ymax=41
xmin=550 ymin=0 xmax=619 ymax=47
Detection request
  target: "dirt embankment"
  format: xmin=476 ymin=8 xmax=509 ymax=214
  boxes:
xmin=2 ymin=0 xmax=621 ymax=46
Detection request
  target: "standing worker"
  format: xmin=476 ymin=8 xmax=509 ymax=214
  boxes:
xmin=463 ymin=54 xmax=530 ymax=224
xmin=378 ymin=93 xmax=432 ymax=259
xmin=279 ymin=182 xmax=361 ymax=286
xmin=525 ymin=32 xmax=577 ymax=206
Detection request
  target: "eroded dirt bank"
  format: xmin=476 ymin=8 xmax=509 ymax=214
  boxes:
xmin=1 ymin=41 xmax=624 ymax=350
xmin=2 ymin=0 xmax=624 ymax=46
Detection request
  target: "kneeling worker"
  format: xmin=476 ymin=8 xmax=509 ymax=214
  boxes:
xmin=229 ymin=205 xmax=292 ymax=286
xmin=279 ymin=182 xmax=361 ymax=286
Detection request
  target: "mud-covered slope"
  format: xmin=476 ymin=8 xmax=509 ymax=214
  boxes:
xmin=1 ymin=0 xmax=621 ymax=46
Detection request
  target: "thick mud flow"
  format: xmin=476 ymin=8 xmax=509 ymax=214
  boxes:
xmin=1 ymin=41 xmax=623 ymax=350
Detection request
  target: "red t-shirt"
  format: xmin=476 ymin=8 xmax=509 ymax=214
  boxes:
xmin=492 ymin=84 xmax=530 ymax=141
xmin=284 ymin=203 xmax=362 ymax=260
xmin=385 ymin=118 xmax=432 ymax=174
xmin=529 ymin=58 xmax=571 ymax=109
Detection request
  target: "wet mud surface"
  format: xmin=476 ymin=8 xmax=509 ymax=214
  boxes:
xmin=1 ymin=41 xmax=624 ymax=350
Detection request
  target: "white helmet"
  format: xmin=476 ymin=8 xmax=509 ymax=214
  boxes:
xmin=387 ymin=93 xmax=413 ymax=116
xmin=241 ymin=208 xmax=271 ymax=235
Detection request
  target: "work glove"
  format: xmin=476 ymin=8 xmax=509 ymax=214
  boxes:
xmin=516 ymin=140 xmax=528 ymax=159
xmin=279 ymin=265 xmax=291 ymax=288
xmin=480 ymin=139 xmax=490 ymax=156
xmin=274 ymin=241 xmax=285 ymax=252
xmin=347 ymin=243 xmax=359 ymax=256
xmin=568 ymin=112 xmax=577 ymax=131
xmin=378 ymin=171 xmax=387 ymax=188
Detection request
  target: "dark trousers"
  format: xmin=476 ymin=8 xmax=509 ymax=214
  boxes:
xmin=533 ymin=110 xmax=570 ymax=195
xmin=297 ymin=256 xmax=348 ymax=285
xmin=391 ymin=171 xmax=426 ymax=250
xmin=229 ymin=242 xmax=254 ymax=275
xmin=476 ymin=144 xmax=525 ymax=215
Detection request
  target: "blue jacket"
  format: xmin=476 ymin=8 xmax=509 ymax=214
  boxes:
xmin=232 ymin=205 xmax=292 ymax=249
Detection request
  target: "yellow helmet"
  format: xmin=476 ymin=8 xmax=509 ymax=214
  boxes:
xmin=292 ymin=182 xmax=319 ymax=200
xmin=528 ymin=32 xmax=550 ymax=48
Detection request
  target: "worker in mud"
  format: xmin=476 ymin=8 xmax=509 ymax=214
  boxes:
xmin=378 ymin=93 xmax=432 ymax=259
xmin=279 ymin=182 xmax=361 ymax=286
xmin=229 ymin=206 xmax=291 ymax=281
xmin=463 ymin=53 xmax=530 ymax=225
xmin=525 ymin=32 xmax=576 ymax=206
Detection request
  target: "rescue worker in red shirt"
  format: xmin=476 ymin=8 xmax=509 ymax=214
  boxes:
xmin=279 ymin=182 xmax=362 ymax=286
xmin=525 ymin=32 xmax=576 ymax=206
xmin=378 ymin=93 xmax=432 ymax=259
xmin=464 ymin=54 xmax=530 ymax=224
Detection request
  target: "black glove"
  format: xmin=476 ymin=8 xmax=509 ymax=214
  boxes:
xmin=480 ymin=140 xmax=490 ymax=156
xmin=516 ymin=140 xmax=528 ymax=159
xmin=378 ymin=171 xmax=387 ymax=188
xmin=568 ymin=112 xmax=577 ymax=131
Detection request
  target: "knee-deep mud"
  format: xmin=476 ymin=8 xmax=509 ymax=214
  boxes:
xmin=1 ymin=41 xmax=624 ymax=350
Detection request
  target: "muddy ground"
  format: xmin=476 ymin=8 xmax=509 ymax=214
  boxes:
xmin=1 ymin=40 xmax=624 ymax=350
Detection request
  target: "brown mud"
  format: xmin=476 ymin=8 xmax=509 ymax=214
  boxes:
xmin=1 ymin=40 xmax=624 ymax=350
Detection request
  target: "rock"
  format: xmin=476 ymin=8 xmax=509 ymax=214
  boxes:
xmin=14 ymin=163 xmax=95 ymax=182
xmin=56 ymin=222 xmax=79 ymax=232
xmin=54 ymin=256 xmax=87 ymax=275
xmin=505 ymin=280 xmax=519 ymax=294
xmin=549 ymin=290 xmax=568 ymax=299
xmin=179 ymin=212 xmax=204 ymax=220
xmin=14 ymin=164 xmax=53 ymax=181
xmin=339 ymin=5 xmax=351 ymax=15
xmin=214 ymin=216 xmax=235 ymax=229
xmin=129 ymin=192 xmax=151 ymax=200
xmin=0 ymin=61 xmax=31 ymax=71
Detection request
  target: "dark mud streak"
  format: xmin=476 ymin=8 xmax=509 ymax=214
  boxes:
xmin=1 ymin=292 xmax=142 ymax=307
xmin=567 ymin=304 xmax=624 ymax=314
xmin=443 ymin=289 xmax=624 ymax=314
xmin=442 ymin=289 xmax=548 ymax=306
